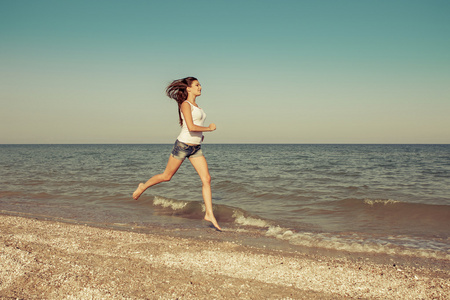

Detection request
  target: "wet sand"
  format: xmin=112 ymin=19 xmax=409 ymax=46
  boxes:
xmin=0 ymin=214 xmax=448 ymax=299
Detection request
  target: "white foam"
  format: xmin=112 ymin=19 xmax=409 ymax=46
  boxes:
xmin=232 ymin=211 xmax=270 ymax=228
xmin=265 ymin=226 xmax=450 ymax=260
xmin=363 ymin=199 xmax=400 ymax=206
xmin=153 ymin=196 xmax=187 ymax=210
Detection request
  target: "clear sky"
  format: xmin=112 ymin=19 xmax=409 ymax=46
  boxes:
xmin=1 ymin=0 xmax=449 ymax=144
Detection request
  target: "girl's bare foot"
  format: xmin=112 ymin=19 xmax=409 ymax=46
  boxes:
xmin=204 ymin=214 xmax=221 ymax=231
xmin=132 ymin=183 xmax=145 ymax=200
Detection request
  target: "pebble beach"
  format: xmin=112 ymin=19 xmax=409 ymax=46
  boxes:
xmin=1 ymin=214 xmax=448 ymax=299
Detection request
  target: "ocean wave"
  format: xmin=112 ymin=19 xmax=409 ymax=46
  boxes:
xmin=336 ymin=197 xmax=450 ymax=216
xmin=265 ymin=225 xmax=450 ymax=260
xmin=363 ymin=199 xmax=401 ymax=206
xmin=232 ymin=211 xmax=272 ymax=228
xmin=150 ymin=196 xmax=274 ymax=227
xmin=327 ymin=198 xmax=450 ymax=238
xmin=153 ymin=196 xmax=189 ymax=210
xmin=148 ymin=195 xmax=449 ymax=260
xmin=150 ymin=196 xmax=254 ymax=224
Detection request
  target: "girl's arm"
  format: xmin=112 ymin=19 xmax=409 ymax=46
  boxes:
xmin=180 ymin=102 xmax=216 ymax=132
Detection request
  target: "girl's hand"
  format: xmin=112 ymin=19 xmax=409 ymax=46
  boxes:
xmin=208 ymin=123 xmax=216 ymax=131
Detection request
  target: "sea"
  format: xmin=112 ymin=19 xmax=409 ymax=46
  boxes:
xmin=1 ymin=144 xmax=449 ymax=266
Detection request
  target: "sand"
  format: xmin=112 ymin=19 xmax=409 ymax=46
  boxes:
xmin=0 ymin=214 xmax=448 ymax=299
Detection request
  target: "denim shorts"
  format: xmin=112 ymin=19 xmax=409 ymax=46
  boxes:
xmin=171 ymin=140 xmax=203 ymax=161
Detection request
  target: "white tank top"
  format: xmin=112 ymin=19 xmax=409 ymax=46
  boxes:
xmin=177 ymin=101 xmax=206 ymax=145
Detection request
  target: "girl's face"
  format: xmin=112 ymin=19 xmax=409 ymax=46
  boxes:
xmin=188 ymin=80 xmax=202 ymax=97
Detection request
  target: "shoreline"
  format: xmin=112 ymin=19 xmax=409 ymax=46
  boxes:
xmin=1 ymin=214 xmax=449 ymax=299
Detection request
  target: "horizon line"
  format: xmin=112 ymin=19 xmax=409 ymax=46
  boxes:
xmin=1 ymin=143 xmax=449 ymax=146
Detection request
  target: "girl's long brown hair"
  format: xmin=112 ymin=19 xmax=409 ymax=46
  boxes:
xmin=166 ymin=77 xmax=198 ymax=126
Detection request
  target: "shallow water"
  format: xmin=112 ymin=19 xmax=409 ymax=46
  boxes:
xmin=1 ymin=144 xmax=449 ymax=260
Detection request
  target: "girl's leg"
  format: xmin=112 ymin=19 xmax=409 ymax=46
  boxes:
xmin=133 ymin=155 xmax=184 ymax=200
xmin=189 ymin=155 xmax=221 ymax=231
